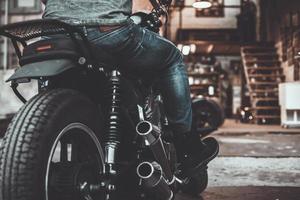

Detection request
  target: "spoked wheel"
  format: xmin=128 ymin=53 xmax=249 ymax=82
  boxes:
xmin=0 ymin=89 xmax=105 ymax=200
xmin=46 ymin=123 xmax=105 ymax=200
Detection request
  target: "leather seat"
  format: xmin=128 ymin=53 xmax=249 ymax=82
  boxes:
xmin=20 ymin=36 xmax=117 ymax=68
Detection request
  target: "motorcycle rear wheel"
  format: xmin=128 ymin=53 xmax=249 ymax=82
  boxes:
xmin=0 ymin=89 xmax=105 ymax=200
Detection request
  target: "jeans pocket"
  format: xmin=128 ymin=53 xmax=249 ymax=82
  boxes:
xmin=87 ymin=24 xmax=132 ymax=44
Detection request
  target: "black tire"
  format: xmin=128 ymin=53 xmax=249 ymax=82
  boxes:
xmin=207 ymin=99 xmax=225 ymax=128
xmin=0 ymin=89 xmax=105 ymax=200
xmin=192 ymin=98 xmax=224 ymax=129
xmin=181 ymin=168 xmax=208 ymax=196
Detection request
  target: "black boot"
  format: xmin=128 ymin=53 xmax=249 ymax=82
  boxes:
xmin=174 ymin=132 xmax=219 ymax=178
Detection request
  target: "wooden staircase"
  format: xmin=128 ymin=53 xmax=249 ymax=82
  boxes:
xmin=241 ymin=44 xmax=285 ymax=124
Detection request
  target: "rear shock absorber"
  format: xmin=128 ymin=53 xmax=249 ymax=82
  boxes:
xmin=105 ymin=70 xmax=122 ymax=175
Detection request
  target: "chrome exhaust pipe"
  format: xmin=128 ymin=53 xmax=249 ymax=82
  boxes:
xmin=137 ymin=162 xmax=173 ymax=200
xmin=136 ymin=121 xmax=174 ymax=183
xmin=136 ymin=120 xmax=161 ymax=144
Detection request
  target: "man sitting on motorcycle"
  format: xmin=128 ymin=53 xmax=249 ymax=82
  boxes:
xmin=41 ymin=0 xmax=219 ymax=175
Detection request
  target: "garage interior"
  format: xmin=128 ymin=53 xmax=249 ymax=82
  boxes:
xmin=0 ymin=0 xmax=300 ymax=199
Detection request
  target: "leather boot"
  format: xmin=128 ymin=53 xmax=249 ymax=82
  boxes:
xmin=174 ymin=132 xmax=219 ymax=178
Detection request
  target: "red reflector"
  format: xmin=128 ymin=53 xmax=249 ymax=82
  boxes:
xmin=36 ymin=45 xmax=52 ymax=51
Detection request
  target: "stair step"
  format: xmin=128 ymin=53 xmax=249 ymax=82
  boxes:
xmin=245 ymin=60 xmax=280 ymax=64
xmin=251 ymin=94 xmax=278 ymax=97
xmin=242 ymin=46 xmax=276 ymax=51
xmin=249 ymin=82 xmax=280 ymax=85
xmin=242 ymin=42 xmax=275 ymax=47
xmin=242 ymin=49 xmax=277 ymax=54
xmin=244 ymin=55 xmax=279 ymax=61
xmin=246 ymin=67 xmax=283 ymax=71
xmin=244 ymin=52 xmax=278 ymax=57
xmin=248 ymin=74 xmax=285 ymax=78
xmin=252 ymin=106 xmax=280 ymax=110
xmin=250 ymin=89 xmax=278 ymax=93
xmin=251 ymin=94 xmax=278 ymax=98
xmin=254 ymin=97 xmax=278 ymax=101
xmin=243 ymin=50 xmax=277 ymax=55
xmin=255 ymin=115 xmax=281 ymax=119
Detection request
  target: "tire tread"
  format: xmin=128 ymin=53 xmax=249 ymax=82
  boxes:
xmin=0 ymin=89 xmax=92 ymax=200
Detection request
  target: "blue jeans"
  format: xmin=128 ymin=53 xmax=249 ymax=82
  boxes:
xmin=86 ymin=20 xmax=192 ymax=134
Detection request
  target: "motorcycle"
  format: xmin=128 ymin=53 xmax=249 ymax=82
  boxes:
xmin=0 ymin=1 xmax=219 ymax=199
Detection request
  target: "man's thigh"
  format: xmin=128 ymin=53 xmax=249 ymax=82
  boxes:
xmin=122 ymin=26 xmax=183 ymax=73
xmin=87 ymin=23 xmax=183 ymax=74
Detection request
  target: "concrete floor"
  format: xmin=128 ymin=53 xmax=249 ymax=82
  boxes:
xmin=177 ymin=187 xmax=300 ymax=200
xmin=1 ymin=119 xmax=300 ymax=199
xmin=176 ymin=120 xmax=300 ymax=200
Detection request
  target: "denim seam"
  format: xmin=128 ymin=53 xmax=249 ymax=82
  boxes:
xmin=138 ymin=29 xmax=146 ymax=49
xmin=131 ymin=28 xmax=145 ymax=54
xmin=87 ymin=24 xmax=131 ymax=43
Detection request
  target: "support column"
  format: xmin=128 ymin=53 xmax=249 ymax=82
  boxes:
xmin=2 ymin=0 xmax=9 ymax=71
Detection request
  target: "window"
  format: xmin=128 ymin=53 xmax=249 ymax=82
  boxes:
xmin=9 ymin=0 xmax=42 ymax=14
xmin=196 ymin=0 xmax=224 ymax=17
xmin=1 ymin=1 xmax=4 ymax=12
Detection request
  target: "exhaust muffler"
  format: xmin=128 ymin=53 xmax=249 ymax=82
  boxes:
xmin=136 ymin=121 xmax=174 ymax=183
xmin=137 ymin=162 xmax=173 ymax=200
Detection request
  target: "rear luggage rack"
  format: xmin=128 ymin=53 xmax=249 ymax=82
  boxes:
xmin=0 ymin=19 xmax=89 ymax=59
xmin=0 ymin=19 xmax=96 ymax=104
xmin=0 ymin=19 xmax=82 ymax=43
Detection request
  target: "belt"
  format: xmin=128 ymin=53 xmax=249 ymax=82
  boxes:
xmin=99 ymin=24 xmax=124 ymax=32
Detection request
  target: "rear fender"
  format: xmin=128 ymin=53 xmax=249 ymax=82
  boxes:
xmin=6 ymin=59 xmax=79 ymax=82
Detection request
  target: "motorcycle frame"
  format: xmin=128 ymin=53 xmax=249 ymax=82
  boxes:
xmin=0 ymin=9 xmax=183 ymax=198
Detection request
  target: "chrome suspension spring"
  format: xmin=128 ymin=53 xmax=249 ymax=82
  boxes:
xmin=105 ymin=70 xmax=122 ymax=165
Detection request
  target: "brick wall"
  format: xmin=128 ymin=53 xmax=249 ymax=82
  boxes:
xmin=261 ymin=0 xmax=300 ymax=81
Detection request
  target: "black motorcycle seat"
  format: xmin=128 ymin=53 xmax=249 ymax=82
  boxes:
xmin=19 ymin=37 xmax=116 ymax=67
